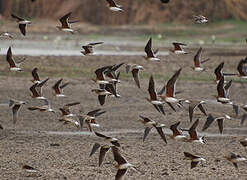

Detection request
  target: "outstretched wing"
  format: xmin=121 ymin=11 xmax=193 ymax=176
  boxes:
xmin=11 ymin=14 xmax=24 ymax=21
xmin=145 ymin=38 xmax=154 ymax=57
xmin=59 ymin=12 xmax=71 ymax=28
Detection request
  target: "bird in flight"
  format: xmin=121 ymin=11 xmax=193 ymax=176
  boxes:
xmin=105 ymin=0 xmax=124 ymax=12
xmin=11 ymin=14 xmax=31 ymax=36
xmin=57 ymin=12 xmax=79 ymax=34
xmin=6 ymin=47 xmax=26 ymax=71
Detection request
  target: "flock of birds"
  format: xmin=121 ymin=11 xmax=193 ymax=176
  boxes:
xmin=1 ymin=0 xmax=247 ymax=179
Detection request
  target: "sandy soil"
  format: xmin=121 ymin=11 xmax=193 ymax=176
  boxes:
xmin=0 ymin=46 xmax=247 ymax=179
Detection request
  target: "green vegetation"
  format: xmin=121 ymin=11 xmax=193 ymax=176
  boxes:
xmin=2 ymin=60 xmax=247 ymax=84
xmin=152 ymin=19 xmax=247 ymax=44
xmin=78 ymin=19 xmax=247 ymax=46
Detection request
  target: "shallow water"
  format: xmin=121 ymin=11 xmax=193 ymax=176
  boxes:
xmin=13 ymin=128 xmax=247 ymax=137
xmin=0 ymin=48 xmax=169 ymax=56
xmin=0 ymin=38 xmax=169 ymax=56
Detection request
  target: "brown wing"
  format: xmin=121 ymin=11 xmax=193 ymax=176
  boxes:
xmin=106 ymin=0 xmax=117 ymax=7
xmin=30 ymin=83 xmax=40 ymax=97
xmin=105 ymin=84 xmax=117 ymax=97
xmin=6 ymin=47 xmax=16 ymax=67
xmin=202 ymin=114 xmax=215 ymax=131
xmin=198 ymin=104 xmax=207 ymax=116
xmin=111 ymin=146 xmax=127 ymax=165
xmin=68 ymin=20 xmax=80 ymax=24
xmin=82 ymin=45 xmax=93 ymax=54
xmin=214 ymin=62 xmax=224 ymax=81
xmin=166 ymin=102 xmax=176 ymax=112
xmin=98 ymin=95 xmax=106 ymax=106
xmin=194 ymin=47 xmax=202 ymax=67
xmin=159 ymin=104 xmax=166 ymax=115
xmin=95 ymin=66 xmax=111 ymax=80
xmin=145 ymin=38 xmax=154 ymax=57
xmin=86 ymin=120 xmax=93 ymax=132
xmin=237 ymin=58 xmax=244 ymax=76
xmin=87 ymin=109 xmax=101 ymax=117
xmin=217 ymin=76 xmax=226 ymax=98
xmin=155 ymin=126 xmax=167 ymax=144
xmin=154 ymin=48 xmax=159 ymax=55
xmin=95 ymin=131 xmax=110 ymax=139
xmin=60 ymin=82 xmax=69 ymax=89
xmin=191 ymin=161 xmax=199 ymax=169
xmin=12 ymin=104 xmax=21 ymax=124
xmin=38 ymin=77 xmax=49 ymax=87
xmin=188 ymin=102 xmax=198 ymax=122
xmin=99 ymin=146 xmax=110 ymax=166
xmin=59 ymin=12 xmax=71 ymax=28
xmin=28 ymin=107 xmax=40 ymax=111
xmin=105 ymin=63 xmax=120 ymax=79
xmin=224 ymin=80 xmax=232 ymax=97
xmin=148 ymin=76 xmax=157 ymax=100
xmin=94 ymin=110 xmax=106 ymax=117
xmin=190 ymin=119 xmax=199 ymax=131
xmin=216 ymin=118 xmax=224 ymax=134
xmin=36 ymin=78 xmax=49 ymax=97
xmin=52 ymin=78 xmax=62 ymax=94
xmin=11 ymin=14 xmax=24 ymax=21
xmin=166 ymin=68 xmax=182 ymax=97
xmin=173 ymin=42 xmax=186 ymax=51
xmin=233 ymin=162 xmax=238 ymax=169
xmin=111 ymin=63 xmax=124 ymax=72
xmin=158 ymin=84 xmax=166 ymax=95
xmin=31 ymin=68 xmax=40 ymax=81
xmin=59 ymin=108 xmax=69 ymax=115
xmin=189 ymin=131 xmax=198 ymax=140
xmin=237 ymin=58 xmax=247 ymax=76
xmin=88 ymin=42 xmax=104 ymax=46
xmin=22 ymin=164 xmax=37 ymax=171
xmin=170 ymin=121 xmax=181 ymax=136
xmin=189 ymin=119 xmax=199 ymax=140
xmin=184 ymin=152 xmax=199 ymax=159
xmin=115 ymin=169 xmax=127 ymax=180
xmin=65 ymin=102 xmax=80 ymax=107
xmin=19 ymin=24 xmax=26 ymax=36
xmin=143 ymin=127 xmax=152 ymax=142
xmin=132 ymin=69 xmax=140 ymax=88
xmin=62 ymin=102 xmax=80 ymax=114
xmin=89 ymin=143 xmax=101 ymax=157
xmin=201 ymin=58 xmax=210 ymax=64
xmin=241 ymin=113 xmax=247 ymax=125
xmin=139 ymin=115 xmax=152 ymax=123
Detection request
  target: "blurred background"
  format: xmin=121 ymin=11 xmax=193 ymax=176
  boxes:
xmin=0 ymin=0 xmax=247 ymax=24
xmin=0 ymin=0 xmax=246 ymax=51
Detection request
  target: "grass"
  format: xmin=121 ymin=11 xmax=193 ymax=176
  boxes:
xmin=2 ymin=63 xmax=247 ymax=84
xmin=1 ymin=19 xmax=247 ymax=84
xmin=86 ymin=19 xmax=247 ymax=45
xmin=153 ymin=19 xmax=247 ymax=44
xmin=1 ymin=18 xmax=246 ymax=45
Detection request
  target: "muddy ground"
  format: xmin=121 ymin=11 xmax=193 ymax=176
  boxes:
xmin=0 ymin=45 xmax=247 ymax=179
